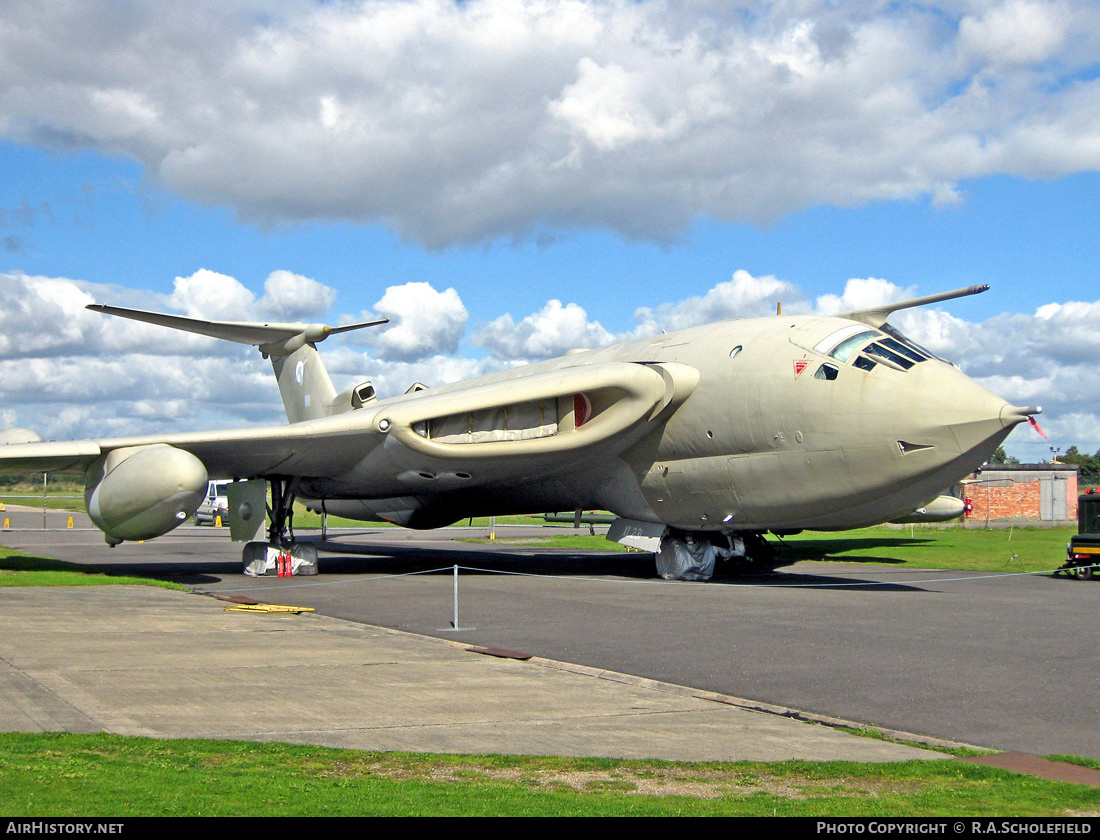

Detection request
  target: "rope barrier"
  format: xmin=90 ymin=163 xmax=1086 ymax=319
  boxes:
xmin=196 ymin=560 xmax=1098 ymax=596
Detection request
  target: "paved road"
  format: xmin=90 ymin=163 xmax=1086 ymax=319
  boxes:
xmin=4 ymin=508 xmax=1099 ymax=759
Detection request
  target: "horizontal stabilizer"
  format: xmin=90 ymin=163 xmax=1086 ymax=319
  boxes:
xmin=86 ymin=304 xmax=388 ymax=357
xmin=840 ymin=285 xmax=989 ymax=328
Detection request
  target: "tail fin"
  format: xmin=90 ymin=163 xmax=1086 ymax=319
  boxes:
xmin=270 ymin=344 xmax=337 ymax=423
xmin=87 ymin=304 xmax=387 ymax=424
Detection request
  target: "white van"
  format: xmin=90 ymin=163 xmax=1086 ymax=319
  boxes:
xmin=195 ymin=480 xmax=230 ymax=526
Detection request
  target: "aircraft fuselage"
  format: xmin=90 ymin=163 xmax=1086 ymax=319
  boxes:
xmin=307 ymin=312 xmax=1023 ymax=534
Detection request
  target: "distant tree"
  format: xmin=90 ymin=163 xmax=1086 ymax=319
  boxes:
xmin=988 ymin=446 xmax=1018 ymax=465
xmin=0 ymin=473 xmax=82 ymax=489
xmin=1060 ymin=446 xmax=1100 ymax=484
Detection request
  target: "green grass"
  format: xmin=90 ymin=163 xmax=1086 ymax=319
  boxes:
xmin=770 ymin=525 xmax=1076 ymax=574
xmin=0 ymin=476 xmax=85 ymax=511
xmin=291 ymin=504 xmax=546 ymax=530
xmin=462 ymin=534 xmax=633 ymax=551
xmin=834 ymin=726 xmax=994 ymax=759
xmin=1047 ymin=755 xmax=1100 ymax=771
xmin=1 ymin=733 xmax=1096 ymax=816
xmin=0 ymin=546 xmax=186 ymax=590
xmin=0 ymin=494 xmax=84 ymax=512
xmin=464 ymin=524 xmax=1077 ymax=574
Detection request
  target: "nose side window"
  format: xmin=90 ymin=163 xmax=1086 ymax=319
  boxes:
xmin=853 ymin=355 xmax=877 ymax=372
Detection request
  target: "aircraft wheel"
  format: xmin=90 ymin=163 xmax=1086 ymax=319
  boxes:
xmin=1073 ymin=565 xmax=1093 ymax=581
xmin=744 ymin=533 xmax=775 ymax=567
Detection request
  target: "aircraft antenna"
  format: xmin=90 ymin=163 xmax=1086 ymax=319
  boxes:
xmin=839 ymin=285 xmax=990 ymax=328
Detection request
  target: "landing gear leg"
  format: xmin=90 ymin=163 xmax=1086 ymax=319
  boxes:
xmin=241 ymin=476 xmax=318 ymax=576
xmin=714 ymin=532 xmax=779 ymax=575
xmin=267 ymin=476 xmax=301 ymax=546
xmin=742 ymin=533 xmax=776 ymax=569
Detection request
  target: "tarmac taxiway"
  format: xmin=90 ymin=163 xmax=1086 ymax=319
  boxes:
xmin=1 ymin=508 xmax=1097 ymax=763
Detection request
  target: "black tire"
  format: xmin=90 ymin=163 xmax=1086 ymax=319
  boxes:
xmin=738 ymin=533 xmax=778 ymax=572
xmin=1073 ymin=565 xmax=1093 ymax=581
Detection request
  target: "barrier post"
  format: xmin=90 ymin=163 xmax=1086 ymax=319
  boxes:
xmin=452 ymin=564 xmax=460 ymax=629
xmin=441 ymin=565 xmax=473 ymax=632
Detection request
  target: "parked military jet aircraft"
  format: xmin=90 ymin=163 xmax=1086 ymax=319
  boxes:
xmin=0 ymin=284 xmax=1039 ymax=578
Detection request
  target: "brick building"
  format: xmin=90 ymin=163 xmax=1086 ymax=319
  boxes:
xmin=960 ymin=463 xmax=1079 ymax=527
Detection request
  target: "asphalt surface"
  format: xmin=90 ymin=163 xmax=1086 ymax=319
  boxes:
xmin=2 ymin=506 xmax=1098 ymax=760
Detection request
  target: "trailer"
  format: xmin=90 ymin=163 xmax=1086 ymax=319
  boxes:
xmin=1058 ymin=489 xmax=1100 ymax=580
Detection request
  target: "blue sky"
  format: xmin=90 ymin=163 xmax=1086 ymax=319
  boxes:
xmin=6 ymin=140 xmax=1097 ymax=332
xmin=2 ymin=0 xmax=1099 ymax=464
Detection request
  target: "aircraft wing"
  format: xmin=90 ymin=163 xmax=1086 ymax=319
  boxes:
xmin=0 ymin=359 xmax=698 ymax=494
xmin=0 ymin=419 xmax=382 ymax=479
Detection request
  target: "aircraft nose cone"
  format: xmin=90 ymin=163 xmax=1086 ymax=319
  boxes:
xmin=906 ymin=365 xmax=1021 ymax=461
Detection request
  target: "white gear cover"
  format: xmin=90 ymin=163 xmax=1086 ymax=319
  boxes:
xmin=656 ymin=535 xmax=718 ymax=581
xmin=243 ymin=542 xmax=319 ymax=576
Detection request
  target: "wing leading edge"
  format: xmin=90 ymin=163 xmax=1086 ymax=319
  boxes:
xmin=0 ymin=355 xmax=697 ymax=544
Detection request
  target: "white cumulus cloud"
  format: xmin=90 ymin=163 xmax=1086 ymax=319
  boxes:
xmin=472 ymin=299 xmax=617 ymax=361
xmin=360 ymin=282 xmax=468 ymax=361
xmin=635 ymin=270 xmax=805 ymax=331
xmin=958 ymin=0 xmax=1069 ymax=67
xmin=1 ymin=1 xmax=1099 ymax=246
xmin=815 ymin=278 xmax=916 ymax=316
xmin=169 ymin=269 xmax=337 ymax=321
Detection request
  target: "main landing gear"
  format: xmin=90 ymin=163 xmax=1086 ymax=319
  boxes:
xmin=241 ymin=476 xmax=318 ymax=576
xmin=655 ymin=530 xmax=778 ymax=581
xmin=266 ymin=476 xmax=300 ymax=547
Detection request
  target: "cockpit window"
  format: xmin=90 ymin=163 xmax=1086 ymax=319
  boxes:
xmin=828 ymin=330 xmax=878 ymax=362
xmin=813 ymin=325 xmax=874 ymax=358
xmin=879 ymin=323 xmax=944 ymax=363
xmin=878 ymin=336 xmax=927 ymax=363
xmin=864 ymin=342 xmax=915 ymax=370
xmin=812 ymin=321 xmax=944 ymax=373
xmin=814 ymin=363 xmax=839 ymax=380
